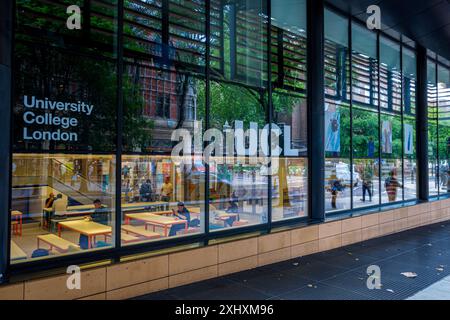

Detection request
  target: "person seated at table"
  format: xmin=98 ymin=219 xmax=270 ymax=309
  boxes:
xmin=90 ymin=199 xmax=109 ymax=224
xmin=139 ymin=179 xmax=153 ymax=202
xmin=52 ymin=194 xmax=66 ymax=218
xmin=169 ymin=202 xmax=200 ymax=236
xmin=79 ymin=199 xmax=109 ymax=249
xmin=223 ymin=198 xmax=239 ymax=227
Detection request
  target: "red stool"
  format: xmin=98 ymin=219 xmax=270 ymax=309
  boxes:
xmin=11 ymin=210 xmax=23 ymax=236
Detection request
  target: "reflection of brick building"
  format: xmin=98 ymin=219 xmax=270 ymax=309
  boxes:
xmin=277 ymin=100 xmax=308 ymax=153
xmin=128 ymin=62 xmax=198 ymax=151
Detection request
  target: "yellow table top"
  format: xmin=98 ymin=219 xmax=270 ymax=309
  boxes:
xmin=67 ymin=204 xmax=97 ymax=211
xmin=214 ymin=210 xmax=239 ymax=218
xmin=11 ymin=241 xmax=27 ymax=261
xmin=58 ymin=220 xmax=112 ymax=236
xmin=66 ymin=202 xmax=168 ymax=212
xmin=126 ymin=213 xmax=186 ymax=226
xmin=121 ymin=201 xmax=168 ymax=209
xmin=185 ymin=207 xmax=201 ymax=214
xmin=11 ymin=210 xmax=22 ymax=217
xmin=150 ymin=210 xmax=173 ymax=215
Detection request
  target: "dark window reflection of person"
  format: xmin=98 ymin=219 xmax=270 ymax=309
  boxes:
xmin=385 ymin=169 xmax=403 ymax=202
xmin=327 ymin=171 xmax=343 ymax=209
xmin=79 ymin=199 xmax=109 ymax=249
xmin=361 ymin=163 xmax=373 ymax=202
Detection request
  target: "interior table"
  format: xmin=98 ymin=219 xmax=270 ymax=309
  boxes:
xmin=125 ymin=213 xmax=187 ymax=237
xmin=57 ymin=220 xmax=112 ymax=249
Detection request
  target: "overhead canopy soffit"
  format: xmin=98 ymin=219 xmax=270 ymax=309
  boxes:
xmin=325 ymin=0 xmax=450 ymax=62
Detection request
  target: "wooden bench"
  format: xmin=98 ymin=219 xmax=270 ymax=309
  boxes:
xmin=37 ymin=234 xmax=80 ymax=253
xmin=11 ymin=241 xmax=27 ymax=261
xmin=120 ymin=233 xmax=141 ymax=243
xmin=121 ymin=225 xmax=161 ymax=240
xmin=183 ymin=227 xmax=201 ymax=234
xmin=105 ymin=232 xmax=141 ymax=244
xmin=232 ymin=220 xmax=249 ymax=227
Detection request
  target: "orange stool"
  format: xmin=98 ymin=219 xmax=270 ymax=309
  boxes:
xmin=11 ymin=210 xmax=23 ymax=236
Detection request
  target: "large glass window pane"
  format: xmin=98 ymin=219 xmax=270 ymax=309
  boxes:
xmin=380 ymin=114 xmax=403 ymax=203
xmin=380 ymin=37 xmax=403 ymax=204
xmin=403 ymin=47 xmax=417 ymax=200
xmin=438 ymin=66 xmax=450 ymax=194
xmin=12 ymin=154 xmax=116 ymax=262
xmin=324 ymin=9 xmax=351 ymax=212
xmin=272 ymin=92 xmax=308 ymax=220
xmin=208 ymin=81 xmax=268 ymax=230
xmin=271 ymin=0 xmax=307 ymax=91
xmin=428 ymin=60 xmax=439 ymax=196
xmin=122 ymin=0 xmax=206 ymax=243
xmin=352 ymin=23 xmax=379 ymax=208
xmin=271 ymin=158 xmax=308 ymax=221
xmin=210 ymin=0 xmax=268 ymax=87
xmin=352 ymin=109 xmax=379 ymax=208
xmin=121 ymin=155 xmax=205 ymax=241
xmin=11 ymin=0 xmax=118 ymax=263
xmin=271 ymin=0 xmax=307 ymax=221
xmin=208 ymin=1 xmax=269 ymax=230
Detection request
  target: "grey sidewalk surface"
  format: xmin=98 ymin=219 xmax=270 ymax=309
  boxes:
xmin=135 ymin=221 xmax=450 ymax=300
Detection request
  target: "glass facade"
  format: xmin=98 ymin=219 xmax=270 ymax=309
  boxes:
xmin=324 ymin=9 xmax=420 ymax=213
xmin=428 ymin=58 xmax=450 ymax=196
xmin=12 ymin=0 xmax=118 ymax=261
xmin=3 ymin=0 xmax=449 ymax=268
xmin=9 ymin=0 xmax=308 ymax=263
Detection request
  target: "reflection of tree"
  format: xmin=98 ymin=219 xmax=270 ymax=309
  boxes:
xmin=197 ymin=81 xmax=266 ymax=129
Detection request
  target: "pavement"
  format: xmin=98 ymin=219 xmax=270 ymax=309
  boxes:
xmin=135 ymin=221 xmax=450 ymax=300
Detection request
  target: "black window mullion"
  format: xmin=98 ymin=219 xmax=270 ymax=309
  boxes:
xmin=162 ymin=0 xmax=169 ymax=62
xmin=400 ymin=41 xmax=405 ymax=201
xmin=277 ymin=28 xmax=284 ymax=88
xmin=267 ymin=0 xmax=273 ymax=230
xmin=0 ymin=0 xmax=13 ymax=281
xmin=349 ymin=15 xmax=353 ymax=210
xmin=114 ymin=0 xmax=124 ymax=256
xmin=436 ymin=60 xmax=440 ymax=196
xmin=219 ymin=0 xmax=225 ymax=75
xmin=205 ymin=0 xmax=210 ymax=242
xmin=377 ymin=31 xmax=382 ymax=206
